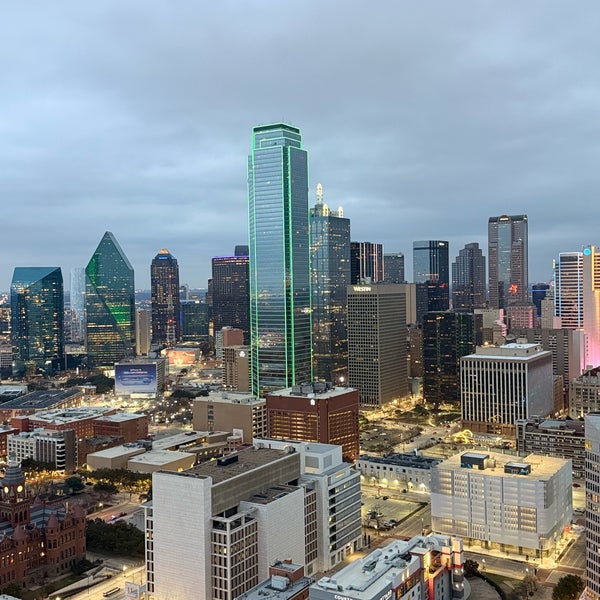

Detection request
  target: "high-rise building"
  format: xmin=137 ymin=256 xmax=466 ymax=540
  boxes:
xmin=85 ymin=231 xmax=135 ymax=367
xmin=422 ymin=311 xmax=479 ymax=408
xmin=347 ymin=284 xmax=408 ymax=407
xmin=413 ymin=240 xmax=449 ymax=323
xmin=10 ymin=267 xmax=64 ymax=373
xmin=180 ymin=300 xmax=210 ymax=343
xmin=583 ymin=245 xmax=600 ymax=368
xmin=69 ymin=267 xmax=86 ymax=344
xmin=531 ymin=283 xmax=550 ymax=318
xmin=451 ymin=242 xmax=486 ymax=310
xmin=248 ymin=124 xmax=312 ymax=395
xmin=211 ymin=253 xmax=249 ymax=341
xmin=310 ymin=184 xmax=350 ymax=383
xmin=136 ymin=309 xmax=151 ymax=356
xmin=350 ymin=241 xmax=384 ymax=284
xmin=460 ymin=343 xmax=553 ymax=436
xmin=383 ymin=252 xmax=405 ymax=284
xmin=585 ymin=414 xmax=600 ymax=599
xmin=554 ymin=252 xmax=584 ymax=329
xmin=488 ymin=214 xmax=528 ymax=309
xmin=151 ymin=248 xmax=181 ymax=346
xmin=266 ymin=382 xmax=360 ymax=462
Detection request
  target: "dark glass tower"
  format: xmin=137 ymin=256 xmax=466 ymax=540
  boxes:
xmin=248 ymin=123 xmax=312 ymax=395
xmin=211 ymin=252 xmax=250 ymax=341
xmin=85 ymin=231 xmax=135 ymax=366
xmin=488 ymin=214 xmax=528 ymax=309
xmin=10 ymin=267 xmax=64 ymax=373
xmin=310 ymin=183 xmax=350 ymax=383
xmin=531 ymin=283 xmax=550 ymax=318
xmin=422 ymin=311 xmax=478 ymax=408
xmin=452 ymin=242 xmax=486 ymax=310
xmin=151 ymin=248 xmax=181 ymax=346
xmin=384 ymin=252 xmax=405 ymax=284
xmin=350 ymin=241 xmax=384 ymax=284
xmin=413 ymin=240 xmax=450 ymax=323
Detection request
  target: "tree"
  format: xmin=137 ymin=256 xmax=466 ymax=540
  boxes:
xmin=552 ymin=575 xmax=585 ymax=600
xmin=463 ymin=559 xmax=479 ymax=577
xmin=66 ymin=476 xmax=85 ymax=493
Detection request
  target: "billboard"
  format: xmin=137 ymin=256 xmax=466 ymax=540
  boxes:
xmin=115 ymin=363 xmax=158 ymax=395
xmin=166 ymin=348 xmax=199 ymax=367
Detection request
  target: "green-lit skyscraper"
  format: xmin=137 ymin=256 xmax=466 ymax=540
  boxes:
xmin=248 ymin=123 xmax=312 ymax=395
xmin=10 ymin=267 xmax=64 ymax=373
xmin=85 ymin=231 xmax=135 ymax=366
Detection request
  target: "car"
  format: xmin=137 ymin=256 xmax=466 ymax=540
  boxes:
xmin=382 ymin=496 xmax=389 ymax=500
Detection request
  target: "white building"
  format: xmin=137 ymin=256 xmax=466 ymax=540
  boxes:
xmin=584 ymin=414 xmax=600 ymax=599
xmin=8 ymin=429 xmax=77 ymax=472
xmin=431 ymin=451 xmax=572 ymax=560
xmin=145 ymin=441 xmax=361 ymax=600
xmin=310 ymin=534 xmax=464 ymax=600
xmin=460 ymin=342 xmax=553 ymax=436
xmin=356 ymin=453 xmax=441 ymax=492
xmin=570 ymin=366 xmax=600 ymax=418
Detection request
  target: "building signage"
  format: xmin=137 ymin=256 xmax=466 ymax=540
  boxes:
xmin=352 ymin=286 xmax=372 ymax=292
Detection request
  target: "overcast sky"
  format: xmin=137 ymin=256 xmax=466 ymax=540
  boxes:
xmin=2 ymin=2 xmax=599 ymax=293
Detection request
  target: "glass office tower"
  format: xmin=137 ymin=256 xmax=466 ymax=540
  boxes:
xmin=413 ymin=240 xmax=450 ymax=323
xmin=85 ymin=231 xmax=135 ymax=366
xmin=248 ymin=123 xmax=312 ymax=395
xmin=452 ymin=242 xmax=486 ymax=310
xmin=151 ymin=248 xmax=181 ymax=346
xmin=10 ymin=267 xmax=64 ymax=373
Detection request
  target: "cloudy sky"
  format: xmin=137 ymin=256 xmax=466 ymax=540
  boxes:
xmin=2 ymin=2 xmax=599 ymax=293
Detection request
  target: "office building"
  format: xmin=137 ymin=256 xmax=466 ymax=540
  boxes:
xmin=554 ymin=252 xmax=584 ymax=329
xmin=145 ymin=441 xmax=361 ymax=598
xmin=215 ymin=327 xmax=244 ymax=358
xmin=583 ymin=245 xmax=600 ymax=368
xmin=69 ymin=267 xmax=86 ymax=343
xmin=422 ymin=312 xmax=479 ymax=408
xmin=356 ymin=453 xmax=441 ymax=492
xmin=151 ymin=248 xmax=181 ymax=346
xmin=451 ymin=242 xmax=486 ymax=311
xmin=350 ymin=241 xmax=384 ymax=284
xmin=248 ymin=124 xmax=312 ymax=395
xmin=136 ymin=309 xmax=151 ymax=356
xmin=265 ymin=382 xmax=359 ymax=462
xmin=180 ymin=300 xmax=210 ymax=342
xmin=409 ymin=325 xmax=424 ymax=378
xmin=531 ymin=283 xmax=550 ymax=319
xmin=347 ymin=284 xmax=409 ymax=407
xmin=488 ymin=214 xmax=528 ymax=309
xmin=0 ymin=459 xmax=86 ymax=586
xmin=584 ymin=414 xmax=600 ymax=599
xmin=222 ymin=345 xmax=250 ymax=392
xmin=506 ymin=303 xmax=536 ymax=330
xmin=474 ymin=308 xmax=507 ymax=345
xmin=192 ymin=391 xmax=266 ymax=441
xmin=310 ymin=534 xmax=464 ymax=600
xmin=211 ymin=253 xmax=250 ymax=341
xmin=431 ymin=451 xmax=571 ymax=561
xmin=8 ymin=429 xmax=77 ymax=473
xmin=516 ymin=417 xmax=585 ymax=478
xmin=413 ymin=240 xmax=450 ymax=323
xmin=10 ymin=267 xmax=64 ymax=374
xmin=310 ymin=184 xmax=351 ymax=383
xmin=85 ymin=231 xmax=135 ymax=366
xmin=384 ymin=252 xmax=405 ymax=284
xmin=240 ymin=560 xmax=312 ymax=600
xmin=570 ymin=366 xmax=600 ymax=418
xmin=460 ymin=343 xmax=553 ymax=436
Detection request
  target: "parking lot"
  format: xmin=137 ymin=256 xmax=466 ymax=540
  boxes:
xmin=361 ymin=487 xmax=425 ymax=533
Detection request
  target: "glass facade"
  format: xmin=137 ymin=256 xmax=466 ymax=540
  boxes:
xmin=310 ymin=191 xmax=350 ymax=383
xmin=452 ymin=242 xmax=486 ymax=310
xmin=350 ymin=241 xmax=384 ymax=284
xmin=85 ymin=231 xmax=135 ymax=366
xmin=151 ymin=248 xmax=181 ymax=345
xmin=413 ymin=240 xmax=450 ymax=323
xmin=10 ymin=267 xmax=64 ymax=372
xmin=248 ymin=123 xmax=312 ymax=395
xmin=181 ymin=300 xmax=211 ymax=342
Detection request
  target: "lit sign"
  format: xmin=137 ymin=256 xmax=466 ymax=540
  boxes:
xmin=584 ymin=247 xmax=592 ymax=256
xmin=353 ymin=286 xmax=372 ymax=292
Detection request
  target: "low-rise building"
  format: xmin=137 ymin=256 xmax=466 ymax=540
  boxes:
xmin=8 ymin=429 xmax=77 ymax=473
xmin=92 ymin=412 xmax=149 ymax=442
xmin=0 ymin=388 xmax=84 ymax=421
xmin=570 ymin=365 xmax=600 ymax=418
xmin=356 ymin=453 xmax=441 ymax=492
xmin=0 ymin=426 xmax=19 ymax=459
xmin=127 ymin=449 xmax=195 ymax=473
xmin=310 ymin=534 xmax=464 ymax=600
xmin=235 ymin=560 xmax=311 ymax=600
xmin=516 ymin=417 xmax=585 ymax=478
xmin=431 ymin=451 xmax=572 ymax=560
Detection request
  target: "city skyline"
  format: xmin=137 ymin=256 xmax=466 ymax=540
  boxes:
xmin=3 ymin=3 xmax=600 ymax=291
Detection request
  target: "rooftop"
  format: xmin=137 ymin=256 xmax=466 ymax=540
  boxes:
xmin=243 ymin=484 xmax=300 ymax=505
xmin=26 ymin=406 xmax=111 ymax=424
xmin=94 ymin=412 xmax=147 ymax=423
xmin=151 ymin=430 xmax=228 ymax=451
xmin=238 ymin=573 xmax=313 ymax=600
xmin=128 ymin=449 xmax=194 ymax=466
xmin=87 ymin=445 xmax=146 ymax=459
xmin=470 ymin=343 xmax=550 ymax=360
xmin=0 ymin=389 xmax=83 ymax=410
xmin=266 ymin=381 xmax=356 ymax=400
xmin=358 ymin=453 xmax=441 ymax=469
xmin=193 ymin=391 xmax=263 ymax=405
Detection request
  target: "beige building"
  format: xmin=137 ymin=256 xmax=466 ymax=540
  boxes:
xmin=192 ymin=391 xmax=266 ymax=441
xmin=222 ymin=345 xmax=250 ymax=391
xmin=128 ymin=449 xmax=195 ymax=473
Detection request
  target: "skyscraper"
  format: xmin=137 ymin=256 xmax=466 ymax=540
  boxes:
xmin=350 ymin=241 xmax=384 ymax=284
xmin=248 ymin=123 xmax=312 ymax=395
xmin=583 ymin=245 xmax=600 ymax=368
xmin=151 ymin=248 xmax=181 ymax=346
xmin=531 ymin=282 xmax=550 ymax=318
xmin=554 ymin=252 xmax=584 ymax=329
xmin=310 ymin=183 xmax=350 ymax=383
xmin=383 ymin=252 xmax=405 ymax=284
xmin=69 ymin=267 xmax=86 ymax=344
xmin=413 ymin=240 xmax=450 ymax=323
xmin=10 ymin=267 xmax=64 ymax=373
xmin=451 ymin=242 xmax=486 ymax=310
xmin=85 ymin=232 xmax=135 ymax=367
xmin=211 ymin=251 xmax=250 ymax=341
xmin=488 ymin=214 xmax=528 ymax=309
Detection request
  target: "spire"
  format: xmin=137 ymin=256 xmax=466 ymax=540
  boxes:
xmin=316 ymin=183 xmax=323 ymax=204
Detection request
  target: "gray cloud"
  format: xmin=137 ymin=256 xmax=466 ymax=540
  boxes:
xmin=2 ymin=1 xmax=600 ymax=292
